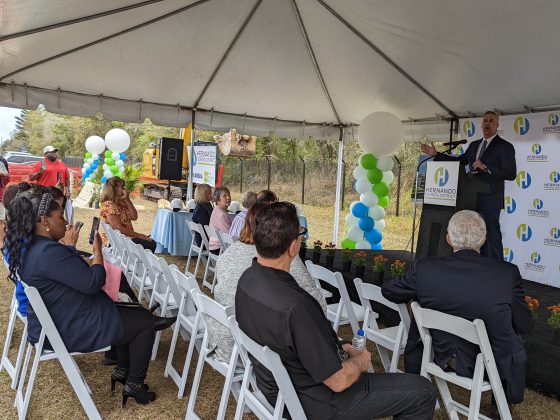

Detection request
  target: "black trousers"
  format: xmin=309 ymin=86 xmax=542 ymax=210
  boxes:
xmin=330 ymin=373 xmax=436 ymax=420
xmin=132 ymin=236 xmax=157 ymax=253
xmin=112 ymin=305 xmax=155 ymax=383
xmin=478 ymin=208 xmax=503 ymax=261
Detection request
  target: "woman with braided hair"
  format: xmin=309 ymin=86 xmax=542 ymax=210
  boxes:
xmin=4 ymin=188 xmax=173 ymax=407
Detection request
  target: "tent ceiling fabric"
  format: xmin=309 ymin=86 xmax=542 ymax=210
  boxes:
xmin=1 ymin=0 xmax=560 ymax=141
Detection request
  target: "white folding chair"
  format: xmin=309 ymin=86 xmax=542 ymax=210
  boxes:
xmin=354 ymin=278 xmax=410 ymax=373
xmin=229 ymin=318 xmax=308 ymax=420
xmin=130 ymin=243 xmax=155 ymax=302
xmin=16 ymin=285 xmax=109 ymax=420
xmin=205 ymin=225 xmax=226 ymax=254
xmin=193 ymin=225 xmax=219 ymax=292
xmin=165 ymin=267 xmax=205 ymax=398
xmin=411 ymin=302 xmax=512 ymax=420
xmin=185 ymin=221 xmax=209 ymax=279
xmin=144 ymin=252 xmax=179 ymax=360
xmin=217 ymin=230 xmax=235 ymax=250
xmin=101 ymin=221 xmax=118 ymax=259
xmin=1 ymin=287 xmax=28 ymax=390
xmin=305 ymin=261 xmax=366 ymax=335
xmin=186 ymin=291 xmax=244 ymax=420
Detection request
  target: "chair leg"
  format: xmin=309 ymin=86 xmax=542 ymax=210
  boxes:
xmin=467 ymin=360 xmax=485 ymax=420
xmin=179 ymin=329 xmax=201 ymax=399
xmin=165 ymin=318 xmax=182 ymax=379
xmin=1 ymin=301 xmax=17 ymax=374
xmin=11 ymin=322 xmax=28 ymax=390
xmin=216 ymin=349 xmax=239 ymax=420
xmin=233 ymin=369 xmax=251 ymax=420
xmin=434 ymin=376 xmax=460 ymax=420
xmin=16 ymin=342 xmax=42 ymax=420
xmin=185 ymin=343 xmax=208 ymax=420
xmin=376 ymin=345 xmax=392 ymax=372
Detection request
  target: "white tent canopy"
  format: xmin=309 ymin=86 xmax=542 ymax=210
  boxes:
xmin=2 ymin=0 xmax=560 ymax=143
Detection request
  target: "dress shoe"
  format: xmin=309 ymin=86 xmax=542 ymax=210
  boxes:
xmin=153 ymin=315 xmax=176 ymax=331
xmin=122 ymin=381 xmax=156 ymax=407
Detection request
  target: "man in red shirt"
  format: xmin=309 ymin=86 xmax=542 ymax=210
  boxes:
xmin=30 ymin=145 xmax=71 ymax=197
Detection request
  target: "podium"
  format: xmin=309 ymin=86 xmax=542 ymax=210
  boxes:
xmin=415 ymin=167 xmax=490 ymax=259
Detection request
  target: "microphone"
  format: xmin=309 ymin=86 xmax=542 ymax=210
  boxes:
xmin=442 ymin=139 xmax=467 ymax=146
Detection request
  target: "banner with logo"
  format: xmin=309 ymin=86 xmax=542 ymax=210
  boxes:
xmin=191 ymin=145 xmax=217 ymax=187
xmin=459 ymin=111 xmax=560 ymax=286
xmin=424 ymin=161 xmax=460 ymax=206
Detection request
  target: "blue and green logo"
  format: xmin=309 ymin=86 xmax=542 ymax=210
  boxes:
xmin=516 ymin=224 xmax=532 ymax=242
xmin=530 ymin=252 xmax=541 ymax=264
xmin=548 ymin=114 xmax=559 ymax=126
xmin=503 ymin=247 xmax=514 ymax=263
xmin=504 ymin=196 xmax=516 ymax=214
xmin=533 ymin=198 xmax=543 ymax=209
xmin=551 ymin=227 xmax=560 ymax=240
xmin=463 ymin=121 xmax=475 ymax=137
xmin=531 ymin=143 xmax=542 ymax=155
xmin=550 ymin=171 xmax=560 ymax=183
xmin=515 ymin=171 xmax=531 ymax=189
xmin=514 ymin=117 xmax=530 ymax=135
xmin=434 ymin=167 xmax=449 ymax=187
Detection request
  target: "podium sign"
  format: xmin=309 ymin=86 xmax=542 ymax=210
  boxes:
xmin=424 ymin=161 xmax=460 ymax=207
xmin=192 ymin=145 xmax=217 ymax=187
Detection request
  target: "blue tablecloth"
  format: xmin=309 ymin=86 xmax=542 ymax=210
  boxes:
xmin=151 ymin=209 xmax=193 ymax=256
xmin=299 ymin=216 xmax=309 ymax=239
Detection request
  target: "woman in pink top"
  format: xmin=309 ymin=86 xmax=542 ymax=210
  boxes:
xmin=209 ymin=186 xmax=232 ymax=253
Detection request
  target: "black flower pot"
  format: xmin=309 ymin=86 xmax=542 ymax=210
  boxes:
xmin=371 ymin=271 xmax=385 ymax=285
xmin=355 ymin=265 xmax=365 ymax=278
xmin=312 ymin=251 xmax=321 ymax=264
xmin=325 ymin=255 xmax=335 ymax=268
xmin=342 ymin=261 xmax=352 ymax=272
xmin=299 ymin=248 xmax=307 ymax=260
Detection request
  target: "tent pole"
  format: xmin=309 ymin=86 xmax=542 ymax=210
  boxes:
xmin=187 ymin=109 xmax=196 ymax=200
xmin=332 ymin=127 xmax=344 ymax=244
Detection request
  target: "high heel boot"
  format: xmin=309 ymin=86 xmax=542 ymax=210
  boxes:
xmin=111 ymin=367 xmax=149 ymax=394
xmin=122 ymin=381 xmax=156 ymax=407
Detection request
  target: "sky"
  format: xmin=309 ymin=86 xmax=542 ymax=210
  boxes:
xmin=0 ymin=106 xmax=21 ymax=142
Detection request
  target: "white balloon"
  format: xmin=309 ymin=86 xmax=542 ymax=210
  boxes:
xmin=105 ymin=128 xmax=131 ymax=153
xmin=355 ymin=239 xmax=371 ymax=250
xmin=81 ymin=167 xmax=86 ymax=174
xmin=353 ymin=165 xmax=368 ymax=181
xmin=355 ymin=178 xmax=372 ymax=195
xmin=348 ymin=226 xmax=364 ymax=242
xmin=86 ymin=158 xmax=93 ymax=164
xmin=377 ymin=155 xmax=394 ymax=172
xmin=360 ymin=191 xmax=379 ymax=207
xmin=116 ymin=159 xmax=124 ymax=167
xmin=382 ymin=171 xmax=395 ymax=185
xmin=345 ymin=213 xmax=359 ymax=227
xmin=358 ymin=112 xmax=404 ymax=156
xmin=369 ymin=205 xmax=386 ymax=221
xmin=103 ymin=164 xmax=109 ymax=171
xmin=104 ymin=170 xmax=113 ymax=178
xmin=84 ymin=163 xmax=90 ymax=169
xmin=85 ymin=136 xmax=106 ymax=155
xmin=118 ymin=166 xmax=125 ymax=173
xmin=375 ymin=219 xmax=386 ymax=231
xmin=92 ymin=153 xmax=99 ymax=160
xmin=112 ymin=152 xmax=120 ymax=160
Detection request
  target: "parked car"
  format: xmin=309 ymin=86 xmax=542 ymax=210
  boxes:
xmin=2 ymin=151 xmax=43 ymax=164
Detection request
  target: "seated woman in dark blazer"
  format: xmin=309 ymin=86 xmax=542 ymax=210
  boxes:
xmin=4 ymin=188 xmax=173 ymax=406
xmin=191 ymin=183 xmax=213 ymax=246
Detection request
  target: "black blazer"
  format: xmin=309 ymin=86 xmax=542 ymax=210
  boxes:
xmin=382 ymin=250 xmax=533 ymax=403
xmin=435 ymin=135 xmax=516 ymax=209
xmin=19 ymin=235 xmax=122 ymax=353
xmin=192 ymin=203 xmax=213 ymax=246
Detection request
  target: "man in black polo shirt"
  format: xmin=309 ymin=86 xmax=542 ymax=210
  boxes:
xmin=235 ymin=202 xmax=436 ymax=419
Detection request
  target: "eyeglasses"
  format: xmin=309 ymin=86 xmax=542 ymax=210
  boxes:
xmin=298 ymin=227 xmax=308 ymax=239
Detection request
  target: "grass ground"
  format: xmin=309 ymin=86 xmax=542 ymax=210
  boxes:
xmin=0 ymin=197 xmax=557 ymax=419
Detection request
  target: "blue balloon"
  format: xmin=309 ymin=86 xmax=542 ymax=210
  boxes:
xmin=101 ymin=176 xmax=107 ymax=183
xmin=351 ymin=202 xmax=369 ymax=218
xmin=365 ymin=229 xmax=383 ymax=244
xmin=120 ymin=152 xmax=126 ymax=160
xmin=358 ymin=216 xmax=375 ymax=232
xmin=370 ymin=242 xmax=382 ymax=251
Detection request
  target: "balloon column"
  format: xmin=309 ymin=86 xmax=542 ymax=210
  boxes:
xmin=81 ymin=136 xmax=105 ymax=183
xmin=101 ymin=128 xmax=130 ymax=184
xmin=341 ymin=111 xmax=403 ymax=250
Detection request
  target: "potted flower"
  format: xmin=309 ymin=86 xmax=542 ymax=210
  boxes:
xmin=372 ymin=255 xmax=388 ymax=284
xmin=299 ymin=238 xmax=308 ymax=260
xmin=547 ymin=304 xmax=560 ymax=345
xmin=341 ymin=249 xmax=352 ymax=272
xmin=354 ymin=251 xmax=367 ymax=278
xmin=525 ymin=295 xmax=539 ymax=320
xmin=389 ymin=259 xmax=407 ymax=280
xmin=312 ymin=240 xmax=323 ymax=264
xmin=324 ymin=242 xmax=336 ymax=268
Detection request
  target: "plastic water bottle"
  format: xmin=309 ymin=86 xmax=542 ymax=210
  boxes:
xmin=352 ymin=329 xmax=366 ymax=351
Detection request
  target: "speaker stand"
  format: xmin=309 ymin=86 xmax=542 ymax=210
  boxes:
xmin=167 ymin=180 xmax=172 ymax=201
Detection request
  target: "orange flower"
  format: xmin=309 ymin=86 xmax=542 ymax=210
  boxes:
xmin=354 ymin=251 xmax=367 ymax=266
xmin=373 ymin=255 xmax=388 ymax=272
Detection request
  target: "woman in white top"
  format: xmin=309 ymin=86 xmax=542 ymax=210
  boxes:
xmin=206 ymin=202 xmax=327 ymax=362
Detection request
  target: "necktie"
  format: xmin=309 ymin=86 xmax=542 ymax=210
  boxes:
xmin=478 ymin=140 xmax=488 ymax=160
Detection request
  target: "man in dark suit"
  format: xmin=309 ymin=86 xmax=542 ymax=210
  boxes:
xmin=382 ymin=210 xmax=533 ymax=406
xmin=421 ymin=111 xmax=517 ymax=260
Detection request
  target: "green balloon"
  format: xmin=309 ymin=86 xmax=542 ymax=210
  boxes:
xmin=360 ymin=154 xmax=377 ymax=170
xmin=367 ymin=168 xmax=383 ymax=184
xmin=105 ymin=150 xmax=113 ymax=158
xmin=378 ymin=196 xmax=390 ymax=208
xmin=373 ymin=182 xmax=389 ymax=197
xmin=105 ymin=158 xmax=115 ymax=166
xmin=83 ymin=157 xmax=88 ymax=163
xmin=85 ymin=152 xmax=92 ymax=158
xmin=111 ymin=165 xmax=119 ymax=174
xmin=341 ymin=238 xmax=356 ymax=249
